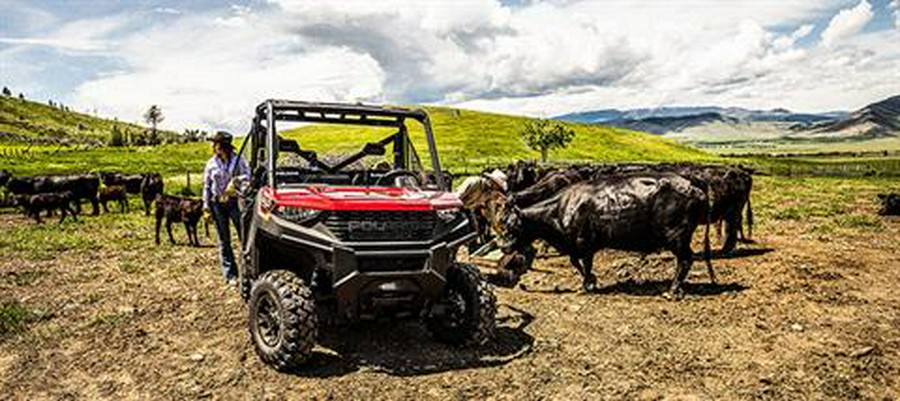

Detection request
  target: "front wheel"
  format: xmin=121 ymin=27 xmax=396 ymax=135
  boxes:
xmin=248 ymin=270 xmax=317 ymax=371
xmin=425 ymin=264 xmax=497 ymax=346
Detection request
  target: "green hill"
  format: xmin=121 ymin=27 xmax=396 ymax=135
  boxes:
xmin=1 ymin=105 xmax=716 ymax=177
xmin=283 ymin=106 xmax=716 ymax=174
xmin=0 ymin=95 xmax=177 ymax=146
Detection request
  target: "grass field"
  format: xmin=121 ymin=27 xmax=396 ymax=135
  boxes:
xmin=1 ymin=175 xmax=898 ymax=399
xmin=0 ymin=106 xmax=716 ymax=179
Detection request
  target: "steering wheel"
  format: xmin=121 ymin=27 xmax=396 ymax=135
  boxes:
xmin=375 ymin=169 xmax=422 ymax=187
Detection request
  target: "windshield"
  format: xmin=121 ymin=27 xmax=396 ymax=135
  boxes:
xmin=271 ymin=121 xmax=431 ymax=188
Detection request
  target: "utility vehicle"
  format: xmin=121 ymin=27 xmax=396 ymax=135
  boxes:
xmin=236 ymin=100 xmax=496 ymax=370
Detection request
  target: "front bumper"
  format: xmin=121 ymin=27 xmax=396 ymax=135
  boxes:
xmin=255 ymin=212 xmax=476 ymax=318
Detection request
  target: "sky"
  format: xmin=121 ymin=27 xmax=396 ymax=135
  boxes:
xmin=1 ymin=0 xmax=899 ymax=132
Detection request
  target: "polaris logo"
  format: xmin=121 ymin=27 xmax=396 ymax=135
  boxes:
xmin=346 ymin=220 xmax=430 ymax=233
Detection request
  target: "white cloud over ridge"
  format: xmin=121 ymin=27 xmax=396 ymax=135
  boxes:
xmin=820 ymin=0 xmax=873 ymax=46
xmin=3 ymin=0 xmax=897 ymax=131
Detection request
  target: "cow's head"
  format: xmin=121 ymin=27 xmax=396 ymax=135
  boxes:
xmin=492 ymin=200 xmax=525 ymax=252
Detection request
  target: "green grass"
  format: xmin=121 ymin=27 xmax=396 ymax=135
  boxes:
xmin=0 ymin=96 xmax=178 ymax=146
xmin=0 ymin=142 xmax=209 ymax=177
xmin=751 ymin=176 xmax=897 ymax=236
xmin=0 ymin=300 xmax=51 ymax=338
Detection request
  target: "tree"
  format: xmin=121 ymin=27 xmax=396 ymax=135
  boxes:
xmin=109 ymin=125 xmax=125 ymax=147
xmin=520 ymin=119 xmax=576 ymax=162
xmin=143 ymin=105 xmax=165 ymax=144
xmin=18 ymin=93 xmax=24 ymax=100
xmin=2 ymin=87 xmax=10 ymax=97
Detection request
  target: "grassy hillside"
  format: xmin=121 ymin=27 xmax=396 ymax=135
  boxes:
xmin=0 ymin=96 xmax=177 ymax=146
xmin=283 ymin=106 xmax=716 ymax=173
xmin=1 ymin=105 xmax=716 ymax=178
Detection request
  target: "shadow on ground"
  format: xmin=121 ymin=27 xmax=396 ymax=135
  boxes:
xmin=286 ymin=303 xmax=535 ymax=378
xmin=594 ymin=279 xmax=748 ymax=297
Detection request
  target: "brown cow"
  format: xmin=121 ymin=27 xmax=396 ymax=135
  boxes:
xmin=155 ymin=194 xmax=204 ymax=246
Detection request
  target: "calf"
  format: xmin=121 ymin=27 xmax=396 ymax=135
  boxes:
xmin=141 ymin=173 xmax=164 ymax=216
xmin=878 ymin=193 xmax=900 ymax=215
xmin=155 ymin=194 xmax=203 ymax=246
xmin=496 ymin=173 xmax=712 ymax=299
xmin=18 ymin=191 xmax=78 ymax=224
xmin=99 ymin=186 xmax=129 ymax=213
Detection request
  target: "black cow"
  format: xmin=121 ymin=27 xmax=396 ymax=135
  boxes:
xmin=508 ymin=163 xmax=754 ymax=254
xmin=99 ymin=185 xmax=129 ymax=213
xmin=101 ymin=172 xmax=143 ymax=194
xmin=140 ymin=173 xmax=164 ymax=216
xmin=506 ymin=160 xmax=541 ymax=193
xmin=878 ymin=193 xmax=900 ymax=215
xmin=17 ymin=191 xmax=78 ymax=224
xmin=155 ymin=194 xmax=203 ymax=246
xmin=6 ymin=174 xmax=100 ymax=216
xmin=496 ymin=173 xmax=712 ymax=299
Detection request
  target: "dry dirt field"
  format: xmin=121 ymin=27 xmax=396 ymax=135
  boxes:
xmin=1 ymin=176 xmax=898 ymax=400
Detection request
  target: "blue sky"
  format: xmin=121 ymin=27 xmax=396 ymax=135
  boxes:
xmin=2 ymin=0 xmax=899 ymax=131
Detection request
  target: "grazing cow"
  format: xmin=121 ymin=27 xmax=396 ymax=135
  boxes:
xmin=99 ymin=185 xmax=129 ymax=213
xmin=18 ymin=191 xmax=78 ymax=224
xmin=510 ymin=163 xmax=754 ymax=254
xmin=495 ymin=173 xmax=712 ymax=299
xmin=101 ymin=172 xmax=143 ymax=194
xmin=140 ymin=173 xmax=164 ymax=216
xmin=155 ymin=194 xmax=204 ymax=246
xmin=6 ymin=174 xmax=100 ymax=216
xmin=878 ymin=193 xmax=900 ymax=215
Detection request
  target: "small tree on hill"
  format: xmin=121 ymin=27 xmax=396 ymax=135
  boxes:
xmin=18 ymin=93 xmax=24 ymax=100
xmin=2 ymin=87 xmax=10 ymax=97
xmin=520 ymin=119 xmax=576 ymax=162
xmin=143 ymin=105 xmax=164 ymax=144
xmin=109 ymin=125 xmax=125 ymax=147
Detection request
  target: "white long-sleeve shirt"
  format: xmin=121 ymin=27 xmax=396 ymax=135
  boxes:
xmin=202 ymin=153 xmax=250 ymax=207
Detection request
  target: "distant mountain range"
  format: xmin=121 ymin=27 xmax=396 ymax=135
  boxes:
xmin=556 ymin=95 xmax=900 ymax=141
xmin=805 ymin=95 xmax=900 ymax=138
xmin=556 ymin=105 xmax=852 ymax=135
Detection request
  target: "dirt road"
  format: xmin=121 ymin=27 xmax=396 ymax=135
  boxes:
xmin=1 ymin=177 xmax=898 ymax=400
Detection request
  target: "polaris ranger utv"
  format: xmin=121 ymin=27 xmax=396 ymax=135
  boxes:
xmin=236 ymin=100 xmax=496 ymax=370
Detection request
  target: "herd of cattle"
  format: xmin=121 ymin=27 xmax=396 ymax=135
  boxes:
xmin=458 ymin=162 xmax=754 ymax=299
xmin=0 ymin=170 xmax=207 ymax=246
xmin=458 ymin=161 xmax=899 ymax=299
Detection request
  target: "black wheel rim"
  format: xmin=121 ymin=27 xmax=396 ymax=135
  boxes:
xmin=442 ymin=290 xmax=467 ymax=329
xmin=255 ymin=292 xmax=280 ymax=347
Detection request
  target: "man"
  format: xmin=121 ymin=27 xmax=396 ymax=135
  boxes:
xmin=203 ymin=131 xmax=250 ymax=285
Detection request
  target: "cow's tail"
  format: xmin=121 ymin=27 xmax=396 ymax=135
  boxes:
xmin=704 ymin=184 xmax=715 ymax=284
xmin=745 ymin=194 xmax=753 ymax=242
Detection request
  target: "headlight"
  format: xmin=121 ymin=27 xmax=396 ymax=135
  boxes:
xmin=436 ymin=208 xmax=461 ymax=223
xmin=275 ymin=205 xmax=322 ymax=224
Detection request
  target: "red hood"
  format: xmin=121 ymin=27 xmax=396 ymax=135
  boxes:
xmin=263 ymin=185 xmax=463 ymax=211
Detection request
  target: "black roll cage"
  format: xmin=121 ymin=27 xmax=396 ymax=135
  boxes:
xmin=246 ymin=99 xmax=445 ymax=189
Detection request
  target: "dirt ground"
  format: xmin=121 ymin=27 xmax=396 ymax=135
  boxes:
xmin=1 ymin=177 xmax=898 ymax=400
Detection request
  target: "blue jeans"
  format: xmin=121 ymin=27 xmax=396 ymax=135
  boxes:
xmin=210 ymin=199 xmax=241 ymax=281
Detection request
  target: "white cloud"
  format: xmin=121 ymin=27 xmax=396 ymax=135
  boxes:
xmin=821 ymin=0 xmax=873 ymax=46
xmin=5 ymin=0 xmax=898 ymax=131
xmin=892 ymin=0 xmax=900 ymax=28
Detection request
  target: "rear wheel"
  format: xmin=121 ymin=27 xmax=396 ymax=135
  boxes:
xmin=248 ymin=270 xmax=317 ymax=371
xmin=425 ymin=263 xmax=496 ymax=346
